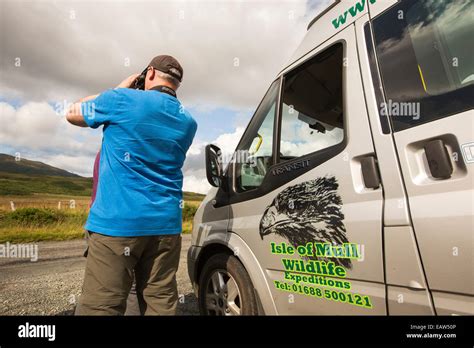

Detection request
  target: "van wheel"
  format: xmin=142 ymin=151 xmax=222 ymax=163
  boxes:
xmin=198 ymin=253 xmax=258 ymax=315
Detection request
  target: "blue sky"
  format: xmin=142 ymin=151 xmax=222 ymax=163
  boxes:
xmin=187 ymin=105 xmax=253 ymax=144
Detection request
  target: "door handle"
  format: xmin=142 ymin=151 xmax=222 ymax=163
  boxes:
xmin=407 ymin=280 xmax=425 ymax=291
xmin=424 ymin=139 xmax=453 ymax=179
xmin=361 ymin=156 xmax=381 ymax=189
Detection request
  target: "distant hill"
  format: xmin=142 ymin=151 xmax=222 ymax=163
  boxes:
xmin=183 ymin=191 xmax=206 ymax=201
xmin=0 ymin=154 xmax=79 ymax=177
xmin=0 ymin=153 xmax=206 ymax=200
xmin=0 ymin=172 xmax=93 ymax=196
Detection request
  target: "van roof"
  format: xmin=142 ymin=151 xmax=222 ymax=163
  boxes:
xmin=280 ymin=0 xmax=369 ymax=74
xmin=307 ymin=0 xmax=341 ymax=31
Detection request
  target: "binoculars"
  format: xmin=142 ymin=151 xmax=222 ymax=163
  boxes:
xmin=132 ymin=67 xmax=148 ymax=90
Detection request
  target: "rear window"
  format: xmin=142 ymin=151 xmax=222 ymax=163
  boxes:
xmin=372 ymin=0 xmax=474 ymax=131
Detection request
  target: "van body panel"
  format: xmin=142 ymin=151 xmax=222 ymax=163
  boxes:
xmin=431 ymin=291 xmax=474 ymax=315
xmin=392 ymin=111 xmax=474 ymax=297
xmin=191 ymin=187 xmax=229 ymax=247
xmin=229 ymin=187 xmax=384 ymax=283
xmin=367 ymin=0 xmax=474 ymax=313
xmin=267 ymin=268 xmax=386 ymax=315
xmin=387 ymin=286 xmax=435 ymax=315
xmin=384 ymin=226 xmax=428 ymax=289
xmin=284 ymin=0 xmax=371 ymax=75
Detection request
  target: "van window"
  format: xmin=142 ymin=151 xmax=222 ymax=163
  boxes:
xmin=279 ymin=43 xmax=344 ymax=161
xmin=234 ymin=80 xmax=279 ymax=192
xmin=372 ymin=0 xmax=474 ymax=131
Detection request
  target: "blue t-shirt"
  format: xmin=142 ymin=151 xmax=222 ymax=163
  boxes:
xmin=81 ymin=88 xmax=197 ymax=236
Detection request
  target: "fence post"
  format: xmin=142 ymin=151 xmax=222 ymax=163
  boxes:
xmin=58 ymin=201 xmax=61 ymax=210
xmin=10 ymin=201 xmax=15 ymax=211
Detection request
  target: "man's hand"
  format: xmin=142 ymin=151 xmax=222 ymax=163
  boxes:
xmin=116 ymin=73 xmax=140 ymax=89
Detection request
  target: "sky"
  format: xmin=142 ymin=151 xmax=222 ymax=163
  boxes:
xmin=0 ymin=0 xmax=331 ymax=194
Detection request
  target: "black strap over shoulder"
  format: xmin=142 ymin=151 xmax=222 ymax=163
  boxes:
xmin=150 ymin=85 xmax=177 ymax=98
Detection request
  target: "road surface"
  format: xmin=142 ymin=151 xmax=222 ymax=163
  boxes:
xmin=0 ymin=234 xmax=199 ymax=315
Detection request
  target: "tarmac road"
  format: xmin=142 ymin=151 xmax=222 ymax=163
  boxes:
xmin=0 ymin=234 xmax=199 ymax=315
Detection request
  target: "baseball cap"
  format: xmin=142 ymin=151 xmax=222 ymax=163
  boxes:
xmin=148 ymin=55 xmax=183 ymax=82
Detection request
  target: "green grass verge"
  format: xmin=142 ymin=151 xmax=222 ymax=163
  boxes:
xmin=0 ymin=208 xmax=88 ymax=243
xmin=0 ymin=204 xmax=200 ymax=243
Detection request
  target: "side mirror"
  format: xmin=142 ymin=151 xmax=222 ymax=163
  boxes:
xmin=205 ymin=144 xmax=223 ymax=187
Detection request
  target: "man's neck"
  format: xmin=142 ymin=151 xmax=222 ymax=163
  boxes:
xmin=149 ymin=85 xmax=177 ymax=98
xmin=146 ymin=81 xmax=175 ymax=91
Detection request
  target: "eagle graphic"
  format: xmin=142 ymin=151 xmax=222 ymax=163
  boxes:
xmin=259 ymin=176 xmax=352 ymax=269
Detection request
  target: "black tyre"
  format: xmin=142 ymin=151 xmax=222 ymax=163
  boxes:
xmin=198 ymin=253 xmax=258 ymax=315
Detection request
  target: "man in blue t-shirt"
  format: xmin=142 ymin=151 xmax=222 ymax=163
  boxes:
xmin=66 ymin=55 xmax=197 ymax=315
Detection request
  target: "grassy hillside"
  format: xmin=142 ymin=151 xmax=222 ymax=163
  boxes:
xmin=0 ymin=153 xmax=206 ymax=199
xmin=0 ymin=172 xmax=205 ymax=200
xmin=183 ymin=191 xmax=206 ymax=201
xmin=0 ymin=172 xmax=93 ymax=196
xmin=0 ymin=153 xmax=79 ymax=177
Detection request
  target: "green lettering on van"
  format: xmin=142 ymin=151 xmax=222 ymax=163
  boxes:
xmin=314 ymin=242 xmax=360 ymax=259
xmin=315 ymin=242 xmax=331 ymax=257
xmin=332 ymin=0 xmax=376 ymax=29
xmin=282 ymin=258 xmax=296 ymax=271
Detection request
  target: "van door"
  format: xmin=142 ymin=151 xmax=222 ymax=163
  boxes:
xmin=370 ymin=0 xmax=474 ymax=314
xmin=225 ymin=24 xmax=386 ymax=314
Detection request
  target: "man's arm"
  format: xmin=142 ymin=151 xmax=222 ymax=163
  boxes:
xmin=65 ymin=94 xmax=99 ymax=127
xmin=66 ymin=74 xmax=139 ymax=127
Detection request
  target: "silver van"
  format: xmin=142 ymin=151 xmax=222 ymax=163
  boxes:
xmin=187 ymin=0 xmax=474 ymax=315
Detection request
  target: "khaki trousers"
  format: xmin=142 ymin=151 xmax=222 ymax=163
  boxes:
xmin=76 ymin=232 xmax=181 ymax=316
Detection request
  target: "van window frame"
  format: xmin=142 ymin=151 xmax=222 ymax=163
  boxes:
xmin=231 ymin=79 xmax=281 ymax=193
xmin=215 ymin=41 xmax=348 ymax=208
xmin=364 ymin=21 xmax=392 ymax=134
xmin=276 ymin=42 xmax=347 ymax=164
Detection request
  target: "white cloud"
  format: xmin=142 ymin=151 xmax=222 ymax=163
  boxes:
xmin=213 ymin=127 xmax=245 ymax=156
xmin=187 ymin=141 xmax=205 ymax=156
xmin=183 ymin=169 xmax=210 ymax=194
xmin=0 ymin=102 xmax=101 ymax=157
xmin=0 ymin=0 xmax=321 ymax=109
xmin=182 ymin=126 xmax=246 ymax=193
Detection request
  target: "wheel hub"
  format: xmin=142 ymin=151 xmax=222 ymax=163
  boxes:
xmin=205 ymin=269 xmax=242 ymax=315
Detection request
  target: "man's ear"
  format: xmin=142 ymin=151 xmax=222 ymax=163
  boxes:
xmin=148 ymin=67 xmax=156 ymax=81
xmin=144 ymin=67 xmax=154 ymax=90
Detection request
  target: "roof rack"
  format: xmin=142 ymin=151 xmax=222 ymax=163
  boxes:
xmin=307 ymin=0 xmax=341 ymax=30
